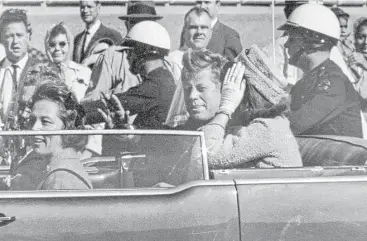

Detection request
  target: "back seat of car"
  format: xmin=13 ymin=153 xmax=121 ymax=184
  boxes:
xmin=296 ymin=135 xmax=367 ymax=166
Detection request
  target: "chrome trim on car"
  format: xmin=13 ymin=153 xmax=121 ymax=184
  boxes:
xmin=0 ymin=180 xmax=236 ymax=198
xmin=0 ymin=129 xmax=204 ymax=136
xmin=235 ymin=175 xmax=367 ymax=185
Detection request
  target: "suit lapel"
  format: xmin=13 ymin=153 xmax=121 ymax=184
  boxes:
xmin=85 ymin=24 xmax=104 ymax=56
xmin=75 ymin=32 xmax=86 ymax=63
xmin=207 ymin=21 xmax=222 ymax=54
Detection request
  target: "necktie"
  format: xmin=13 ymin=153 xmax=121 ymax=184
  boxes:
xmin=1 ymin=65 xmax=19 ymax=129
xmin=11 ymin=65 xmax=18 ymax=92
xmin=82 ymin=30 xmax=90 ymax=55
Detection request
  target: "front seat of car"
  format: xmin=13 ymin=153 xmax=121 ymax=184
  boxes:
xmin=296 ymin=135 xmax=367 ymax=166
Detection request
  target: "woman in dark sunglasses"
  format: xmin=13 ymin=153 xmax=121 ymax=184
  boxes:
xmin=45 ymin=22 xmax=91 ymax=102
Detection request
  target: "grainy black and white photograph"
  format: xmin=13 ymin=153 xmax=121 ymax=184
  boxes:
xmin=0 ymin=0 xmax=367 ymax=240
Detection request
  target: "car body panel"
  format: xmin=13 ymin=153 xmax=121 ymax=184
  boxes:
xmin=236 ymin=176 xmax=367 ymax=241
xmin=0 ymin=180 xmax=240 ymax=241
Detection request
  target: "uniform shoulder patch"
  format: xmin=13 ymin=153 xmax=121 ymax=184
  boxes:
xmin=317 ymin=78 xmax=331 ymax=92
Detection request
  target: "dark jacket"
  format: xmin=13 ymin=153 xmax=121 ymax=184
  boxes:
xmin=290 ymin=59 xmax=362 ymax=138
xmin=0 ymin=55 xmax=49 ymax=129
xmin=83 ymin=66 xmax=176 ymax=129
xmin=73 ymin=23 xmax=123 ymax=64
xmin=180 ymin=20 xmax=242 ymax=61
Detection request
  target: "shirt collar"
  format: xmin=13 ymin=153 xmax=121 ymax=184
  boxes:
xmin=4 ymin=53 xmax=29 ymax=71
xmin=86 ymin=19 xmax=101 ymax=36
xmin=211 ymin=18 xmax=218 ymax=29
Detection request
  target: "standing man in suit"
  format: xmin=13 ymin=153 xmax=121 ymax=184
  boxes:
xmin=179 ymin=0 xmax=242 ymax=61
xmin=73 ymin=0 xmax=123 ymax=64
xmin=0 ymin=9 xmax=56 ymax=166
xmin=0 ymin=9 xmax=51 ymax=130
xmin=82 ymin=0 xmax=164 ymax=102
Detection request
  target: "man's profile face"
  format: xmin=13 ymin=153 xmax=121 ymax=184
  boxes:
xmin=80 ymin=1 xmax=100 ymax=25
xmin=186 ymin=13 xmax=212 ymax=50
xmin=284 ymin=29 xmax=306 ymax=68
xmin=195 ymin=1 xmax=219 ymax=19
xmin=1 ymin=21 xmax=29 ymax=63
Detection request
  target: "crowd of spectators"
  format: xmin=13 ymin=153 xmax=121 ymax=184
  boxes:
xmin=0 ymin=0 xmax=367 ymax=190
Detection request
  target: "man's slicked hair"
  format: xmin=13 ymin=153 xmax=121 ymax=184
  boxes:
xmin=184 ymin=7 xmax=212 ymax=26
xmin=0 ymin=9 xmax=30 ymax=40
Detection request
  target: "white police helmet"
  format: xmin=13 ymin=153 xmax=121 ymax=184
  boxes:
xmin=125 ymin=20 xmax=170 ymax=53
xmin=278 ymin=3 xmax=340 ymax=42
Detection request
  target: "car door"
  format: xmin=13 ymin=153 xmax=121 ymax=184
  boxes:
xmin=0 ymin=181 xmax=240 ymax=241
xmin=0 ymin=130 xmax=240 ymax=241
xmin=212 ymin=166 xmax=367 ymax=241
xmin=236 ymin=176 xmax=367 ymax=241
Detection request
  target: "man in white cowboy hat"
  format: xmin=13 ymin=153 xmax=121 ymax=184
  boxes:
xmin=81 ymin=0 xmax=166 ymax=102
xmin=279 ymin=3 xmax=363 ymax=138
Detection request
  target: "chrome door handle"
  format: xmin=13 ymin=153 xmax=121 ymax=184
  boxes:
xmin=0 ymin=214 xmax=15 ymax=227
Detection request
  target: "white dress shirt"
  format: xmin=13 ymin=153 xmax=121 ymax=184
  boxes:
xmin=84 ymin=19 xmax=101 ymax=52
xmin=0 ymin=54 xmax=29 ymax=123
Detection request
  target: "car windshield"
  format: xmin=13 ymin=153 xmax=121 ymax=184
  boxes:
xmin=0 ymin=129 xmax=208 ymax=190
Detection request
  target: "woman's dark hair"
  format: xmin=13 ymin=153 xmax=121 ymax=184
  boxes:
xmin=236 ymin=86 xmax=290 ymax=124
xmin=354 ymin=18 xmax=367 ymax=51
xmin=48 ymin=23 xmax=68 ymax=42
xmin=182 ymin=49 xmax=228 ymax=87
xmin=30 ymin=80 xmax=87 ymax=151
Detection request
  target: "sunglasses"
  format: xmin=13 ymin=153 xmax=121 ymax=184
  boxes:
xmin=48 ymin=41 xmax=68 ymax=48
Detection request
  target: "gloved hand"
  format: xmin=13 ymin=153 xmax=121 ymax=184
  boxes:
xmin=218 ymin=62 xmax=246 ymax=117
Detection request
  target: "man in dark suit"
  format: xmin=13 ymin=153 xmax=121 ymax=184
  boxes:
xmin=73 ymin=0 xmax=123 ymax=64
xmin=179 ymin=0 xmax=242 ymax=60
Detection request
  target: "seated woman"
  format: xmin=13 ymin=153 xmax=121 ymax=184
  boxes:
xmin=181 ymin=49 xmax=302 ymax=180
xmin=10 ymin=79 xmax=92 ymax=190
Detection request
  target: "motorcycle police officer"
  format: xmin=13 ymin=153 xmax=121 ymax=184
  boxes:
xmin=83 ymin=21 xmax=176 ymax=130
xmin=279 ymin=3 xmax=363 ymax=138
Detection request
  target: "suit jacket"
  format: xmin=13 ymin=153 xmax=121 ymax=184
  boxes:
xmin=207 ymin=21 xmax=242 ymax=61
xmin=73 ymin=23 xmax=123 ymax=64
xmin=179 ymin=20 xmax=242 ymax=61
xmin=0 ymin=56 xmax=45 ymax=114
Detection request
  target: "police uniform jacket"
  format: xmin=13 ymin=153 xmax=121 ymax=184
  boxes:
xmin=290 ymin=59 xmax=362 ymax=138
xmin=84 ymin=66 xmax=176 ymax=129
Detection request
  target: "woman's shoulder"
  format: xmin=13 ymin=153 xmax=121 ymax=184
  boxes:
xmin=251 ymin=116 xmax=289 ymax=127
xmin=228 ymin=116 xmax=293 ymax=142
xmin=42 ymin=160 xmax=92 ymax=190
xmin=42 ymin=150 xmax=92 ymax=190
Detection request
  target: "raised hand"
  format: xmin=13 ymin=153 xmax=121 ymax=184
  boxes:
xmin=218 ymin=62 xmax=246 ymax=117
xmin=347 ymin=52 xmax=367 ymax=70
xmin=97 ymin=92 xmax=133 ymax=129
